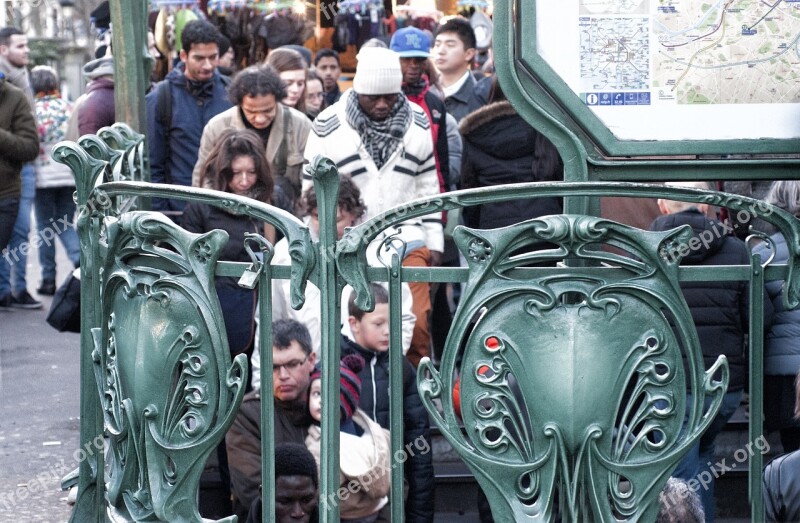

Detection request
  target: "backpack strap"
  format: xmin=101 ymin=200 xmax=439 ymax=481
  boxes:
xmin=156 ymin=80 xmax=172 ymax=185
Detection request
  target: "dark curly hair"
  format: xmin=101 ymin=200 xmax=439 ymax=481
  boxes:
xmin=228 ymin=65 xmax=287 ymax=105
xmin=180 ymin=20 xmax=222 ymax=54
xmin=303 ymin=175 xmax=366 ymax=219
xmin=199 ymin=129 xmax=273 ymax=203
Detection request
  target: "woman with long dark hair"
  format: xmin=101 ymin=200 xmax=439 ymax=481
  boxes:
xmin=183 ymin=128 xmax=285 ymax=356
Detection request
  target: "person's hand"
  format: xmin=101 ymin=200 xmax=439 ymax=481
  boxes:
xmin=429 ymin=250 xmax=443 ymax=267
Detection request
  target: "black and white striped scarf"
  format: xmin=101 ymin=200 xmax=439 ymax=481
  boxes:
xmin=345 ymin=90 xmax=411 ymax=170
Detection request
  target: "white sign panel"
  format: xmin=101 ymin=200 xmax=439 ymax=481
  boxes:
xmin=536 ymin=1 xmax=800 ymax=141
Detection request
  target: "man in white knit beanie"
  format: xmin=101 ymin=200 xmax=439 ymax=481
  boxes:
xmin=302 ymin=45 xmax=441 ymax=520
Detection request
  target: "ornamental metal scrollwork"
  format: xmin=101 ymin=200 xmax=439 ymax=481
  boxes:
xmin=418 ymin=215 xmax=729 ymax=522
xmin=92 ymin=212 xmax=246 ymax=523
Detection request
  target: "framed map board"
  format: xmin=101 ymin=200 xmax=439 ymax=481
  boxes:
xmin=536 ymin=1 xmax=800 ymax=141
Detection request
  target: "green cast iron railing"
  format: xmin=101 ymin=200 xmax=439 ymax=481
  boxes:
xmin=53 ymin=124 xmax=800 ymax=521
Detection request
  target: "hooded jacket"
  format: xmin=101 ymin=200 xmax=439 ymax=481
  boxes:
xmin=145 ymin=66 xmax=233 ymax=211
xmin=77 ymin=57 xmax=115 ymax=136
xmin=341 ymin=336 xmax=434 ymax=523
xmin=0 ymin=76 xmax=39 ymax=200
xmin=192 ymin=104 xmax=311 ymax=206
xmin=460 ymin=101 xmax=563 ymax=229
xmin=649 ymin=208 xmax=773 ymax=390
xmin=755 ymin=233 xmax=800 ymax=375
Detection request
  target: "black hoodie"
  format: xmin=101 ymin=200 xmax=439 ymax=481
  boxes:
xmin=650 ymin=208 xmax=773 ymax=390
xmin=340 ymin=335 xmax=434 ymax=523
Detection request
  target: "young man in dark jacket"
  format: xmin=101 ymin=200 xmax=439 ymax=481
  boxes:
xmin=145 ymin=20 xmax=232 ymax=211
xmin=342 ymin=283 xmax=434 ymax=523
xmin=649 ymin=181 xmax=774 ymax=522
xmin=0 ymin=26 xmax=42 ymax=310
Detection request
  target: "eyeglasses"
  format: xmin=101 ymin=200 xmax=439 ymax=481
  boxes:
xmin=307 ymin=92 xmax=325 ymax=100
xmin=233 ymin=171 xmax=257 ymax=180
xmin=273 ymin=356 xmax=308 ymax=374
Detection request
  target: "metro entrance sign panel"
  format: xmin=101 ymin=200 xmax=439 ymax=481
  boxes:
xmin=535 ymin=0 xmax=800 ymax=141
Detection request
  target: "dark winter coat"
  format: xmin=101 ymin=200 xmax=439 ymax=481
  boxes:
xmin=0 ymin=77 xmax=39 ymax=200
xmin=763 ymin=449 xmax=800 ymax=522
xmin=181 ymin=203 xmax=262 ymax=354
xmin=650 ymin=208 xmax=774 ymax=391
xmin=145 ymin=67 xmax=232 ymax=211
xmin=756 ymin=233 xmax=800 ymax=376
xmin=460 ymin=101 xmax=563 ymax=229
xmin=341 ymin=336 xmax=434 ymax=523
xmin=226 ymin=391 xmax=312 ymax=521
xmin=78 ymin=77 xmax=115 ymax=136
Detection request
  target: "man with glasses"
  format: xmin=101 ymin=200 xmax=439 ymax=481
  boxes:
xmin=303 ymin=46 xmax=444 ymax=369
xmin=226 ymin=319 xmax=316 ymax=521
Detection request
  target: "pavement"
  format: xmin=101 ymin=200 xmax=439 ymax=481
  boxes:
xmin=0 ymin=236 xmax=79 ymax=522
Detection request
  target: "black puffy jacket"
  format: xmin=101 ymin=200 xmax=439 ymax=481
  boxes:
xmin=763 ymin=450 xmax=800 ymax=522
xmin=459 ymin=100 xmax=563 ymax=230
xmin=650 ymin=208 xmax=773 ymax=390
xmin=341 ymin=336 xmax=434 ymax=523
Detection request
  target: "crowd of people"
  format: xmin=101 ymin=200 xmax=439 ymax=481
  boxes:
xmin=2 ymin=8 xmax=800 ymax=523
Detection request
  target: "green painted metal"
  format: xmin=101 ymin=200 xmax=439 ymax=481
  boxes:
xmin=109 ymin=0 xmax=151 ymax=135
xmin=416 ymin=214 xmax=728 ymax=521
xmin=54 ymin=113 xmax=800 ymax=523
xmin=748 ymin=252 xmax=766 ymax=522
xmin=93 ymin=211 xmax=246 ymax=522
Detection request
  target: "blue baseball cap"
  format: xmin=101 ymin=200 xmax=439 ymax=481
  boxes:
xmin=390 ymin=27 xmax=431 ymax=58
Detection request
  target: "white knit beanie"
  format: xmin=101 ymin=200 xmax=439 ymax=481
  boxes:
xmin=352 ymin=47 xmax=403 ymax=95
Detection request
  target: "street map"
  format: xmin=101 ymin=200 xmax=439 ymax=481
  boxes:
xmin=580 ymin=0 xmax=649 ymax=15
xmin=580 ymin=17 xmax=651 ymax=91
xmin=653 ymin=0 xmax=800 ymax=104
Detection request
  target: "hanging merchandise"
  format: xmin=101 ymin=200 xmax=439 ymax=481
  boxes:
xmin=333 ymin=0 xmax=386 ymax=51
xmin=395 ymin=0 xmax=441 ymax=33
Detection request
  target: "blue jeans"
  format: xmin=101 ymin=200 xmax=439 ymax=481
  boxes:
xmin=34 ymin=186 xmax=80 ymax=281
xmin=0 ymin=164 xmax=35 ymax=296
xmin=672 ymin=389 xmax=743 ymax=522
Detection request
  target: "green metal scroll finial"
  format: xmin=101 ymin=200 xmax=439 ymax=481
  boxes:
xmin=93 ymin=212 xmax=246 ymax=523
xmin=418 ymin=215 xmax=729 ymax=522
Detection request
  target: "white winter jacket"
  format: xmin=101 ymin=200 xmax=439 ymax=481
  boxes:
xmin=303 ymin=90 xmax=444 ymax=253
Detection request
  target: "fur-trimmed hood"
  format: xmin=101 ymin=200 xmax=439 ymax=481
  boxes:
xmin=459 ymin=100 xmax=538 ymax=161
xmin=459 ymin=100 xmax=518 ymax=137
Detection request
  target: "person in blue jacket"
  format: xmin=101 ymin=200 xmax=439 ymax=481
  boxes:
xmin=146 ymin=20 xmax=232 ymax=212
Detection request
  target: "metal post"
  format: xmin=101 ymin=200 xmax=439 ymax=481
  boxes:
xmin=109 ymin=0 xmax=151 ymax=133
